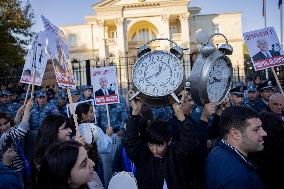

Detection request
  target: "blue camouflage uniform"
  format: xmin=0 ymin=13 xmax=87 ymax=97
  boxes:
xmin=51 ymin=91 xmax=68 ymax=117
xmin=29 ymin=91 xmax=59 ymax=130
xmin=95 ymin=96 xmax=128 ymax=132
xmin=0 ymin=90 xmax=20 ymax=118
xmin=151 ymin=105 xmax=173 ymax=121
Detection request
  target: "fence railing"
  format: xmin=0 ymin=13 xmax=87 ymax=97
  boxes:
xmin=1 ymin=55 xmax=250 ymax=95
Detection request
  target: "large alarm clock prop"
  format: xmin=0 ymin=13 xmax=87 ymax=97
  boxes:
xmin=129 ymin=38 xmax=186 ymax=106
xmin=190 ymin=33 xmax=233 ymax=105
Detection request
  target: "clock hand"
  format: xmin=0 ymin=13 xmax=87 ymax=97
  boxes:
xmin=145 ymin=71 xmax=160 ymax=80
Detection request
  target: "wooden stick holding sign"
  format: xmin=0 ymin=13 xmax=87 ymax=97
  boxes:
xmin=31 ymin=68 xmax=37 ymax=98
xmin=271 ymin=67 xmax=284 ymax=96
xmin=106 ymin=104 xmax=111 ymax=128
xmin=23 ymin=84 xmax=31 ymax=105
xmin=66 ymin=88 xmax=80 ymax=139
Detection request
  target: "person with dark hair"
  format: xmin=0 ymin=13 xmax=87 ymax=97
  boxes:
xmin=32 ymin=114 xmax=74 ymax=185
xmin=123 ymin=90 xmax=204 ymax=189
xmin=37 ymin=141 xmax=103 ymax=189
xmin=206 ymin=106 xmax=267 ymax=189
xmin=76 ymin=102 xmax=113 ymax=186
xmin=249 ymin=112 xmax=284 ymax=189
xmin=75 ymin=103 xmax=112 ymax=154
xmin=111 ymin=103 xmax=153 ymax=175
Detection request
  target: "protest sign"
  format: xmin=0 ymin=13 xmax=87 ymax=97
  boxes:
xmin=41 ymin=15 xmax=76 ymax=88
xmin=243 ymin=27 xmax=284 ymax=71
xmin=91 ymin=66 xmax=120 ymax=105
xmin=20 ymin=31 xmax=48 ymax=86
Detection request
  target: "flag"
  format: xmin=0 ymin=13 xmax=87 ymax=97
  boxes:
xmin=279 ymin=0 xmax=283 ymax=9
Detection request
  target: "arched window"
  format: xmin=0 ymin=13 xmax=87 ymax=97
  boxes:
xmin=131 ymin=28 xmax=157 ymax=42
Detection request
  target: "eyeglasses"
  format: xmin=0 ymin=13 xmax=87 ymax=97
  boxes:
xmin=0 ymin=121 xmax=9 ymax=127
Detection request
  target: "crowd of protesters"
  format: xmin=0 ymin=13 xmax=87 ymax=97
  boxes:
xmin=0 ymin=77 xmax=283 ymax=189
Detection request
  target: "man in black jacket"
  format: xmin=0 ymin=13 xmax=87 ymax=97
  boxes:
xmin=122 ymin=90 xmax=204 ymax=189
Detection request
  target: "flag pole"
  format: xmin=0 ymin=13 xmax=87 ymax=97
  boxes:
xmin=281 ymin=1 xmax=283 ymax=48
xmin=264 ymin=0 xmax=269 ymax=79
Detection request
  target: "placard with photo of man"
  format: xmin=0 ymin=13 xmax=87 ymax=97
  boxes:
xmin=91 ymin=66 xmax=119 ymax=105
xmin=243 ymin=27 xmax=284 ymax=71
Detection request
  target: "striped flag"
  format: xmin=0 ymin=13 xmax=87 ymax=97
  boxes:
xmin=279 ymin=0 xmax=283 ymax=9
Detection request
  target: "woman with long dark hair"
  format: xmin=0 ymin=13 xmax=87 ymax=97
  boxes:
xmin=33 ymin=114 xmax=73 ymax=170
xmin=37 ymin=141 xmax=103 ymax=189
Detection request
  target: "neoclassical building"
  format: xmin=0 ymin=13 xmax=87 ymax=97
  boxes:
xmin=60 ymin=0 xmax=244 ymax=86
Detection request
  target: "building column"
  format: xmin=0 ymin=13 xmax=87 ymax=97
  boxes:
xmin=160 ymin=14 xmax=170 ymax=50
xmin=179 ymin=13 xmax=191 ymax=78
xmin=115 ymin=18 xmax=127 ymax=56
xmin=96 ymin=19 xmax=106 ymax=59
xmin=115 ymin=18 xmax=128 ymax=87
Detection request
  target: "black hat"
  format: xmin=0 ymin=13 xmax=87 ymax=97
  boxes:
xmin=230 ymin=85 xmax=247 ymax=95
xmin=257 ymin=80 xmax=275 ymax=91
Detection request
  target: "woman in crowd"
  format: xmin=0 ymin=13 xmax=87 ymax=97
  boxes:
xmin=37 ymin=140 xmax=103 ymax=189
xmin=33 ymin=114 xmax=74 ymax=180
xmin=75 ymin=103 xmax=113 ymax=185
xmin=75 ymin=102 xmax=113 ymax=154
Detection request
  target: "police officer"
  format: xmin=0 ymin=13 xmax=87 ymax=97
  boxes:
xmin=255 ymin=80 xmax=275 ymax=112
xmin=79 ymin=85 xmax=93 ymax=101
xmin=244 ymin=85 xmax=259 ymax=111
xmin=229 ymin=84 xmax=247 ymax=106
xmin=56 ymin=92 xmax=68 ymax=117
xmin=29 ymin=90 xmax=59 ymax=130
xmin=0 ymin=90 xmax=20 ymax=118
xmin=70 ymin=89 xmax=80 ymax=103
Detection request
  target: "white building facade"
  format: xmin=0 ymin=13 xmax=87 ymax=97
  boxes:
xmin=60 ymin=0 xmax=244 ymax=86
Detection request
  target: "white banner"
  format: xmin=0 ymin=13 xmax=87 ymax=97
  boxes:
xmin=20 ymin=31 xmax=48 ymax=86
xmin=41 ymin=15 xmax=75 ymax=88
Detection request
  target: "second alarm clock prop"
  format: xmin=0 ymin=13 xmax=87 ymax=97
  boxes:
xmin=129 ymin=38 xmax=186 ymax=107
xmin=190 ymin=33 xmax=233 ymax=106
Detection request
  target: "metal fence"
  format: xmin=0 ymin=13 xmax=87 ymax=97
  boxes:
xmin=0 ymin=54 xmax=248 ymax=95
xmin=71 ymin=54 xmax=246 ymax=97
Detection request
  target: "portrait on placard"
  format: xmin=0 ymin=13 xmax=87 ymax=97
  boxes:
xmin=20 ymin=31 xmax=48 ymax=86
xmin=41 ymin=15 xmax=75 ymax=88
xmin=243 ymin=27 xmax=284 ymax=71
xmin=91 ymin=66 xmax=120 ymax=105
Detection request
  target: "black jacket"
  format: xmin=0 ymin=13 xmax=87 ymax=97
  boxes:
xmin=122 ymin=115 xmax=202 ymax=189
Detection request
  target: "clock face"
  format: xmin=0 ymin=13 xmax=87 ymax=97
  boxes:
xmin=207 ymin=58 xmax=231 ymax=103
xmin=132 ymin=51 xmax=184 ymax=97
